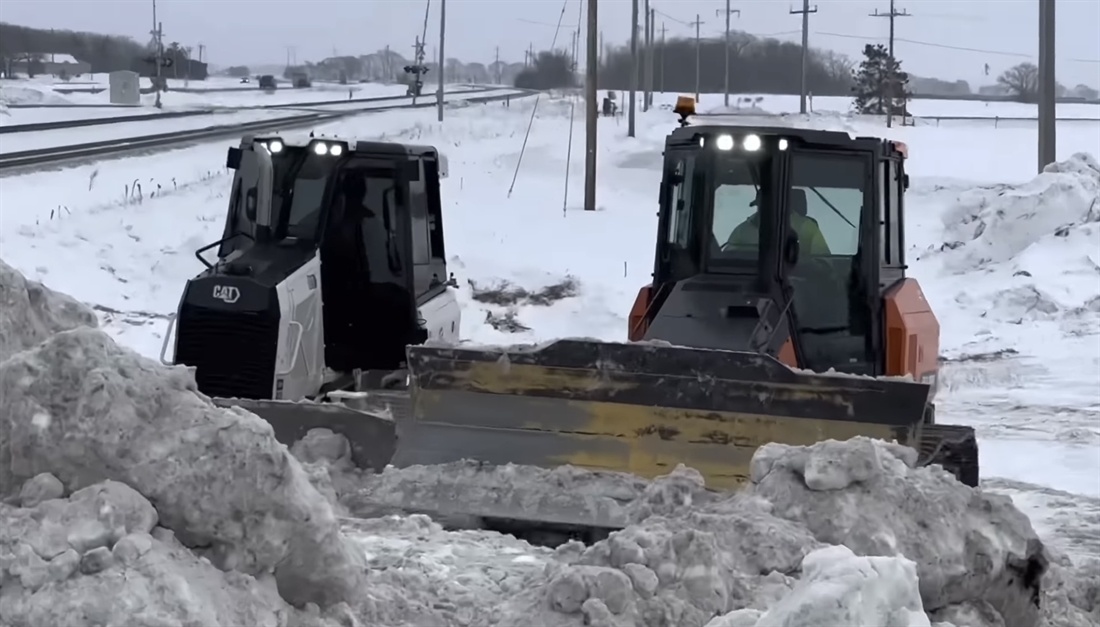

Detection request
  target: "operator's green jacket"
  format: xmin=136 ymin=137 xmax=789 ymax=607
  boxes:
xmin=726 ymin=212 xmax=832 ymax=255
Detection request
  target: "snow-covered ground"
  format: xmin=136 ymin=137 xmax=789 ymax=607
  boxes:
xmin=0 ymin=88 xmax=524 ymax=153
xmin=0 ymin=75 xmax=481 ymax=122
xmin=0 ymin=91 xmax=1097 ymax=578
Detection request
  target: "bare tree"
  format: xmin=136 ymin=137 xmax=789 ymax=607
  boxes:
xmin=997 ymin=62 xmax=1039 ymax=103
xmin=820 ymin=50 xmax=855 ymax=85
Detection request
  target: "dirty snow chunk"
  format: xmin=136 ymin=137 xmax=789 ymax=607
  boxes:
xmin=339 ymin=514 xmax=556 ymax=627
xmin=495 ymin=491 xmax=815 ymax=627
xmin=0 ymin=480 xmax=288 ymax=627
xmin=17 ymin=472 xmax=64 ymax=507
xmin=750 ymin=436 xmax=1048 ymax=626
xmin=0 ymin=258 xmax=97 ymax=363
xmin=739 ymin=545 xmax=933 ymax=627
xmin=345 ymin=460 xmax=648 ymax=530
xmin=0 ymin=327 xmax=365 ymax=609
xmin=1 ymin=481 xmax=156 ymax=591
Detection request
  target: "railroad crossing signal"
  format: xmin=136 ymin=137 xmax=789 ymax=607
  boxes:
xmin=145 ymin=56 xmax=174 ymax=68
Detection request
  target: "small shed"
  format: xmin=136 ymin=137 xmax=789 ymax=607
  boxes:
xmin=109 ymin=70 xmax=140 ymax=105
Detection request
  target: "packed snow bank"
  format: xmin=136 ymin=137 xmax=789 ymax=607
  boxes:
xmin=0 ymin=327 xmax=366 ymax=608
xmin=928 ymin=153 xmax=1100 ymax=322
xmin=2 ymin=260 xmax=1097 ymax=627
xmin=341 ymin=439 xmax=1094 ymax=627
xmin=0 ymin=479 xmax=291 ymax=626
xmin=0 ymin=258 xmax=98 ymax=362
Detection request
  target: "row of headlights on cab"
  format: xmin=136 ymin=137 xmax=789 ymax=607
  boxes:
xmin=699 ymin=133 xmax=790 ymax=152
xmin=259 ymin=139 xmax=347 ymax=157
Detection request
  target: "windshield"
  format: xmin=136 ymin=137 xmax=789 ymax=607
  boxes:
xmin=272 ymin=147 xmax=332 ymax=242
xmin=708 ymin=151 xmax=770 ymax=268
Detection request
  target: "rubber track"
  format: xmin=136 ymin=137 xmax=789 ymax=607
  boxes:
xmin=918 ymin=423 xmax=980 ymax=487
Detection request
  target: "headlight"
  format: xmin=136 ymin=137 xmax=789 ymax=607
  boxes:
xmin=313 ymin=142 xmax=329 ymax=155
xmin=715 ymin=134 xmax=735 ymax=151
xmin=329 ymin=144 xmax=344 ymax=156
xmin=268 ymin=140 xmax=284 ymax=153
xmin=778 ymin=139 xmax=789 ymax=151
xmin=742 ymin=134 xmax=762 ymax=151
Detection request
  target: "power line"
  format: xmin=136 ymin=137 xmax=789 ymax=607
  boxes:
xmin=517 ymin=17 xmax=578 ymax=28
xmin=815 ymin=31 xmax=1100 ymax=63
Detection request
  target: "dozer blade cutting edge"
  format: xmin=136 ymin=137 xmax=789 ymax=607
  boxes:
xmin=398 ymin=338 xmax=933 ymax=492
xmin=213 ymin=393 xmax=405 ymax=472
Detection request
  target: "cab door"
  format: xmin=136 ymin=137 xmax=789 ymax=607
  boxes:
xmin=780 ymin=148 xmax=876 ymax=374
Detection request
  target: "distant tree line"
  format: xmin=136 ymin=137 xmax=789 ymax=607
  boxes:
xmin=595 ymin=32 xmax=855 ymax=96
xmin=515 ymin=51 xmax=576 ymax=90
xmin=0 ymin=22 xmax=147 ymax=76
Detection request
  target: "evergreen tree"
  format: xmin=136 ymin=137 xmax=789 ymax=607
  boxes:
xmin=514 ymin=51 xmax=575 ymax=90
xmin=851 ymin=43 xmax=910 ymax=116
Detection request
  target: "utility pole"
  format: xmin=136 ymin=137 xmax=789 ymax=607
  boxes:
xmin=151 ymin=0 xmax=163 ymax=108
xmin=494 ymin=46 xmax=501 ymax=84
xmin=718 ymin=2 xmax=741 ymax=108
xmin=437 ymin=0 xmax=446 ymax=122
xmin=197 ymin=43 xmax=205 ymax=64
xmin=642 ymin=7 xmax=651 ymax=106
xmin=689 ymin=15 xmax=705 ymax=102
xmin=659 ymin=22 xmax=666 ymax=94
xmin=585 ymin=0 xmax=598 ymax=212
xmin=642 ymin=2 xmax=650 ymax=112
xmin=790 ymin=0 xmax=817 ymax=115
xmin=870 ymin=0 xmax=910 ymax=128
xmin=1038 ymin=0 xmax=1056 ymax=172
xmin=628 ymin=0 xmax=638 ymax=137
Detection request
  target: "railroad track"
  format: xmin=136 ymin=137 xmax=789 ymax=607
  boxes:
xmin=0 ymin=86 xmax=495 ymax=135
xmin=0 ymin=89 xmax=530 ymax=173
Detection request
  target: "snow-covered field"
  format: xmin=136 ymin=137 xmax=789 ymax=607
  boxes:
xmin=0 ymin=92 xmax=1097 ymax=626
xmin=0 ymin=88 xmax=525 ymax=153
xmin=0 ymin=75 xmax=481 ymax=124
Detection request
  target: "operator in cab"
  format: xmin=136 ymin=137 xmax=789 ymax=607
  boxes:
xmin=725 ymin=190 xmax=831 ymax=255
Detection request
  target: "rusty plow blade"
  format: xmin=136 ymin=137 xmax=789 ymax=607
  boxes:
xmin=399 ymin=339 xmax=932 ymax=495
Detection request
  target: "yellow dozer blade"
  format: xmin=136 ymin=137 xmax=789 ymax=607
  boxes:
xmin=397 ymin=339 xmax=935 ymax=490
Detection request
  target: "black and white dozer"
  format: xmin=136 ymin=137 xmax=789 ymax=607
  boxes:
xmin=160 ymin=133 xmax=460 ymax=467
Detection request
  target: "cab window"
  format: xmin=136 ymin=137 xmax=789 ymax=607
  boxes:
xmin=666 ymin=157 xmax=695 ymax=249
xmin=789 ymin=153 xmax=866 ymax=256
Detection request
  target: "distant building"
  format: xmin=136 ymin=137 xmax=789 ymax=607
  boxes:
xmin=10 ymin=53 xmax=92 ymax=78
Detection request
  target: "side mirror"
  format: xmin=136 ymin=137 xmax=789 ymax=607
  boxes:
xmin=902 ymin=173 xmax=910 ymax=190
xmin=784 ymin=233 xmax=801 ymax=267
xmin=226 ymin=147 xmax=241 ymax=170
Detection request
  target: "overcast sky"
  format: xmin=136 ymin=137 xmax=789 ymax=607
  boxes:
xmin=2 ymin=0 xmax=1098 ymax=87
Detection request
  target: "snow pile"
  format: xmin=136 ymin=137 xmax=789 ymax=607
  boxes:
xmin=0 ymin=85 xmax=71 ymax=106
xmin=0 ymin=258 xmax=98 ymax=363
xmin=0 ymin=479 xmax=291 ymax=626
xmin=436 ymin=440 xmax=1050 ymax=627
xmin=932 ymin=153 xmax=1100 ymax=320
xmin=2 ymin=259 xmax=1096 ymax=627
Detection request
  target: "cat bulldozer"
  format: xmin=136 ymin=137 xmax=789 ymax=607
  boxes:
xmin=160 ymin=133 xmax=460 ymax=470
xmin=390 ymin=97 xmax=979 ymax=526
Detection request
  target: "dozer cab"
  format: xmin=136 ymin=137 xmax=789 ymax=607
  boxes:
xmin=160 ymin=134 xmax=460 ymax=468
xmin=394 ymin=97 xmax=979 ymax=507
